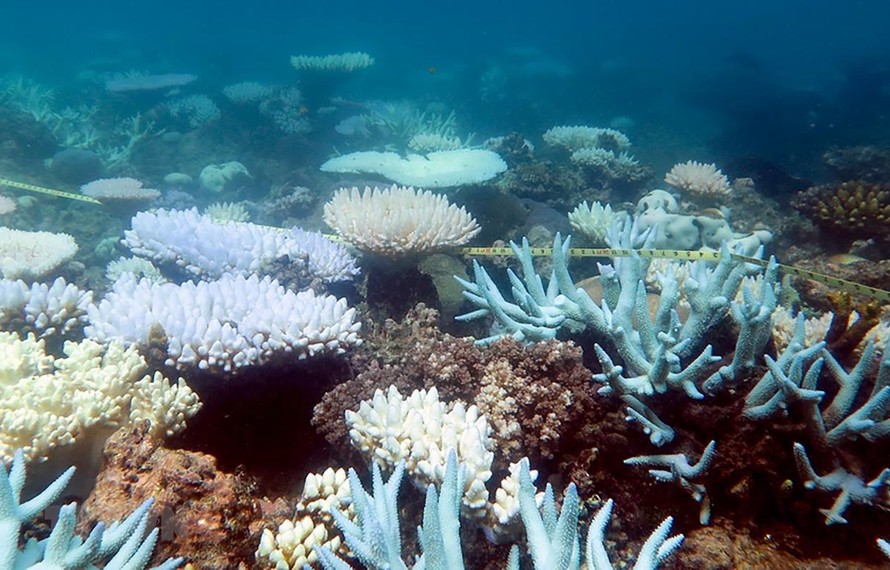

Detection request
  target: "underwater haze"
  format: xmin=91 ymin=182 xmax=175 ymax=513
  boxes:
xmin=3 ymin=0 xmax=889 ymax=167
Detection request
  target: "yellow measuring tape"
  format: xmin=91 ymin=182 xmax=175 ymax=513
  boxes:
xmin=458 ymin=245 xmax=890 ymax=304
xmin=2 ymin=175 xmax=887 ymax=303
xmin=0 ymin=177 xmax=102 ymax=204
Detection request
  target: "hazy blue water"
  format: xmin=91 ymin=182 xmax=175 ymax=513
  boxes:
xmin=2 ymin=0 xmax=889 ymax=169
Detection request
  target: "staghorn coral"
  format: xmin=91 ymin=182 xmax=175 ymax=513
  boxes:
xmin=792 ymin=180 xmax=890 ymax=241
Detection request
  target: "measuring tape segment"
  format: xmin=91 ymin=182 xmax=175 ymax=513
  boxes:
xmin=2 ymin=175 xmax=884 ymax=303
xmin=457 ymin=245 xmax=890 ymax=304
xmin=0 ymin=177 xmax=102 ymax=205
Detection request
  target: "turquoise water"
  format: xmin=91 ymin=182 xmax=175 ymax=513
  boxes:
xmin=2 ymin=1 xmax=890 ymax=568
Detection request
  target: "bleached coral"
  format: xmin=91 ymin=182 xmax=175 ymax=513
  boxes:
xmin=771 ymin=306 xmax=833 ymax=352
xmin=85 ymin=273 xmax=362 ymax=373
xmin=223 ymin=81 xmax=273 ymax=104
xmin=323 ymin=184 xmax=480 ymax=256
xmin=408 ymin=132 xmax=464 ymax=153
xmin=346 ymin=385 xmax=495 ymax=519
xmin=123 ymin=208 xmax=359 ymax=283
xmin=204 ymin=201 xmax=250 ymax=223
xmin=289 ymin=52 xmax=375 ymax=72
xmin=543 ymin=125 xmax=631 ymax=152
xmin=664 ymin=160 xmax=731 ymax=197
xmin=105 ymin=256 xmax=166 ymax=283
xmin=0 ymin=277 xmax=92 ymax=338
xmin=80 ymin=177 xmax=161 ymax=201
xmin=0 ymin=331 xmax=200 ymax=463
xmin=0 ymin=227 xmax=78 ymax=280
xmin=256 ymin=467 xmax=354 ymax=569
xmin=0 ymin=195 xmax=16 ymax=214
xmin=320 ymin=149 xmax=507 ymax=188
xmin=165 ymin=94 xmax=221 ymax=128
xmin=1 ymin=449 xmax=184 ymax=568
xmin=568 ymin=201 xmax=625 ymax=245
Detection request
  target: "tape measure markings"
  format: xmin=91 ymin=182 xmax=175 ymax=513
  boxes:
xmin=455 ymin=244 xmax=890 ymax=304
xmin=0 ymin=177 xmax=102 ymax=205
xmin=2 ymin=175 xmax=885 ymax=303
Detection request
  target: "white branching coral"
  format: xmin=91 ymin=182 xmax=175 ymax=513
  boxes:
xmin=105 ymin=256 xmax=166 ymax=283
xmin=0 ymin=332 xmax=200 ymax=463
xmin=86 ymin=273 xmax=361 ymax=373
xmin=408 ymin=132 xmax=464 ymax=153
xmin=223 ymin=81 xmax=273 ymax=104
xmin=256 ymin=467 xmax=354 ymax=569
xmin=289 ymin=52 xmax=374 ymax=72
xmin=0 ymin=227 xmax=78 ymax=280
xmin=664 ymin=160 xmax=732 ymax=197
xmin=346 ymin=385 xmax=495 ymax=518
xmin=204 ymin=201 xmax=250 ymax=223
xmin=124 ymin=208 xmax=359 ymax=282
xmin=323 ymin=184 xmax=481 ymax=256
xmin=0 ymin=277 xmax=92 ymax=338
xmin=771 ymin=306 xmax=833 ymax=352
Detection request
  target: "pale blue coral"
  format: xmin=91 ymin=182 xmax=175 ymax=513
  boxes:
xmin=1 ymin=449 xmax=181 ymax=569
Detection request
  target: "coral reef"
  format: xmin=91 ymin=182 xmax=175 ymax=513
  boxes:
xmin=323 ymin=185 xmax=480 ymax=256
xmin=0 ymin=332 xmax=199 ymax=463
xmin=79 ymin=425 xmax=258 ymax=569
xmin=86 ymin=273 xmax=361 ymax=373
xmin=0 ymin=227 xmax=78 ymax=280
xmin=1 ymin=445 xmax=182 ymax=569
xmin=313 ymin=312 xmax=596 ymax=471
xmin=823 ymin=146 xmax=890 ymax=183
xmin=792 ymin=180 xmax=890 ymax=242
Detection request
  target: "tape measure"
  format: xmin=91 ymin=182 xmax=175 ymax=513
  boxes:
xmin=0 ymin=177 xmax=102 ymax=205
xmin=3 ymin=175 xmax=886 ymax=303
xmin=457 ymin=245 xmax=890 ymax=304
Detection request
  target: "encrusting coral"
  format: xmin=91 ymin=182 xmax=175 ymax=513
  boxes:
xmin=79 ymin=425 xmax=258 ymax=569
xmin=1 ymin=446 xmax=183 ymax=569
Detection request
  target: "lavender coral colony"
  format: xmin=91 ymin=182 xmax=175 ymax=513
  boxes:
xmin=1 ymin=27 xmax=890 ymax=570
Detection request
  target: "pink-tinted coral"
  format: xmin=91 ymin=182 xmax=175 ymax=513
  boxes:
xmin=78 ymin=425 xmax=259 ymax=569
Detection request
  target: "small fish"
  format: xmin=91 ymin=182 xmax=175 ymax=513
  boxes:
xmin=428 ymin=66 xmax=437 ymax=75
xmin=699 ymin=208 xmax=725 ymax=219
xmin=827 ymin=253 xmax=866 ymax=265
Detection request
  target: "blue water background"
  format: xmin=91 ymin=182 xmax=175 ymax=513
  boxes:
xmin=2 ymin=0 xmax=888 ymax=169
